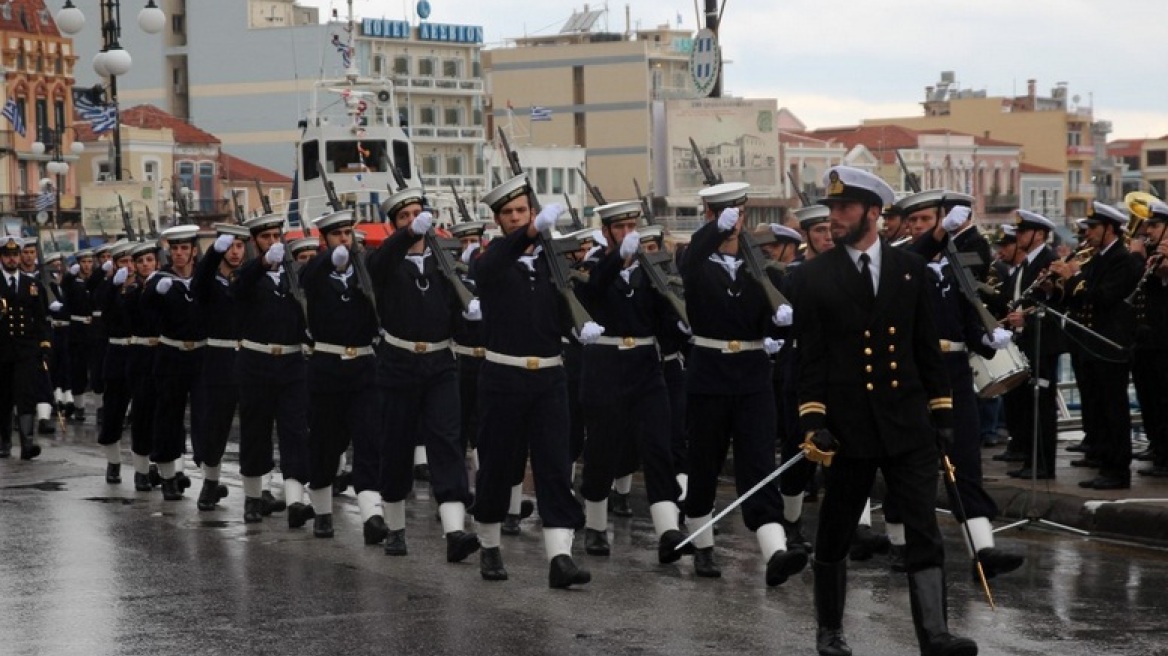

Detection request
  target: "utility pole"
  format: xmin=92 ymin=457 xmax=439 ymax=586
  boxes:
xmin=705 ymin=0 xmax=721 ymax=98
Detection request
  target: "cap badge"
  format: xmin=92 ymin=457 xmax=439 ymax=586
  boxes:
xmin=827 ymin=171 xmax=844 ymax=196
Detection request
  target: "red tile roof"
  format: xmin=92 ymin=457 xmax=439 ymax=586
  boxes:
xmin=219 ymin=151 xmax=291 ymax=184
xmin=74 ymin=104 xmax=220 ymax=145
xmin=0 ymin=1 xmax=60 ymax=37
xmin=806 ymin=125 xmax=1020 ymax=163
xmin=1107 ymin=139 xmax=1145 ymax=158
xmin=1019 ymin=163 xmax=1062 ymax=175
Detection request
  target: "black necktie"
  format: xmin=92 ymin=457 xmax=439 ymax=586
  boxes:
xmin=859 ymin=253 xmax=875 ymax=299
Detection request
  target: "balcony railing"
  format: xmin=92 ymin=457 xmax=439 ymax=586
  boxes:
xmin=409 ymin=125 xmax=484 ymax=142
xmin=983 ymin=194 xmax=1019 ymax=212
xmin=392 ymin=75 xmax=483 ymax=95
xmin=1066 ymin=145 xmax=1093 ymax=157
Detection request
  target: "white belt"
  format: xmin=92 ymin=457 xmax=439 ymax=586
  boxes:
xmin=592 ymin=336 xmax=657 ymax=349
xmin=70 ymin=315 xmax=92 ymax=324
xmin=159 ymin=336 xmax=207 ymax=352
xmin=313 ymin=342 xmax=375 ymax=359
xmin=108 ymin=337 xmax=131 ymax=346
xmin=485 ymin=351 xmax=564 ymax=370
xmin=662 ymin=352 xmax=682 ymax=363
xmin=129 ymin=336 xmax=159 ymax=347
xmin=691 ymin=336 xmax=765 ymax=354
xmin=50 ymin=320 xmax=70 ymax=328
xmin=206 ymin=338 xmax=241 ymax=350
xmin=453 ymin=344 xmax=487 ymax=358
xmin=240 ymin=339 xmax=303 ymax=356
xmin=91 ymin=311 xmax=102 ymax=318
xmin=380 ymin=330 xmax=451 ymax=354
xmin=939 ymin=340 xmax=967 ymax=353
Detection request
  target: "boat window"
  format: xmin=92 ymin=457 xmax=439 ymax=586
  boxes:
xmin=392 ymin=140 xmax=412 ymax=179
xmin=325 ymin=140 xmax=389 ymax=174
xmin=302 ymin=140 xmax=320 ymax=181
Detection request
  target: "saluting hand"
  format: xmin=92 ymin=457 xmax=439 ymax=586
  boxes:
xmin=533 ymin=203 xmax=563 ymax=233
xmin=213 ymin=234 xmax=235 ymax=253
xmin=332 ymin=245 xmax=350 ymax=270
xmin=112 ymin=267 xmax=130 ymax=286
xmin=410 ymin=211 xmax=433 ymax=236
xmin=619 ymin=231 xmax=640 ymax=260
xmin=716 ymin=207 xmax=739 ymax=232
xmin=942 ymin=206 xmax=971 ymax=233
xmin=264 ymin=242 xmax=285 ymax=267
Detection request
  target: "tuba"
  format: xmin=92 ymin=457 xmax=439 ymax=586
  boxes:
xmin=1124 ymin=191 xmax=1159 ymax=242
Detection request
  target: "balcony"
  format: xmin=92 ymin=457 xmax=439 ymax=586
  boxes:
xmin=410 ymin=125 xmax=484 ymax=143
xmin=1066 ymin=145 xmax=1093 ymax=159
xmin=983 ymin=193 xmax=1019 ymax=214
xmin=391 ymin=75 xmax=483 ymax=96
xmin=1067 ymin=184 xmax=1096 ymax=198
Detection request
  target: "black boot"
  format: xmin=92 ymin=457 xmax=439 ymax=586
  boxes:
xmin=105 ymin=463 xmax=122 ymax=484
xmin=657 ymin=529 xmax=693 ymax=564
xmin=693 ymin=547 xmax=721 ymax=578
xmin=287 ymin=502 xmax=315 ymax=529
xmin=197 ymin=479 xmax=223 ymax=511
xmin=63 ymin=402 xmax=75 ymax=420
xmin=384 ymin=528 xmax=408 ymax=556
xmin=175 ymin=472 xmax=192 ymax=491
xmin=243 ymin=497 xmax=264 ymax=523
xmin=260 ymin=490 xmax=286 ymax=515
xmin=363 ymin=516 xmax=389 ymax=545
xmin=332 ymin=470 xmax=352 ymax=496
xmin=975 ymin=547 xmax=1024 ymax=582
xmin=148 ymin=464 xmax=162 ymax=488
xmin=548 ymin=554 xmax=591 ymax=589
xmin=813 ymin=559 xmax=852 ymax=656
xmin=446 ymin=530 xmax=481 ymax=563
xmin=907 ymin=567 xmax=979 ymax=656
xmin=889 ymin=544 xmax=907 ymax=573
xmin=781 ymin=517 xmax=814 ymax=553
xmin=96 ymin=406 xmax=104 ymax=426
xmin=584 ymin=528 xmax=610 ymax=556
xmin=608 ymin=490 xmax=633 ymax=517
xmin=313 ymin=513 xmax=334 ymax=538
xmin=849 ymin=524 xmax=890 ymax=561
xmin=766 ymin=549 xmax=809 ymax=587
xmin=0 ymin=435 xmax=11 ymax=458
xmin=72 ymin=406 xmax=86 ymax=423
xmin=17 ymin=416 xmax=40 ymax=460
xmin=37 ymin=419 xmax=55 ymax=435
xmin=413 ymin=463 xmax=431 ymax=481
xmin=501 ymin=514 xmax=522 ymax=535
xmin=160 ymin=477 xmax=183 ymax=501
xmin=134 ymin=472 xmax=152 ymax=492
xmin=480 ymin=546 xmax=508 ymax=581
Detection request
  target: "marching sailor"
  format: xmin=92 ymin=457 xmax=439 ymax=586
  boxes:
xmin=0 ymin=236 xmax=49 ymax=460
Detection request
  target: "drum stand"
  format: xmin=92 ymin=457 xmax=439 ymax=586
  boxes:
xmin=995 ymin=304 xmax=1089 ymax=536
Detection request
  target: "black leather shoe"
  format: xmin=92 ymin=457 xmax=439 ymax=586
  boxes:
xmin=657 ymin=529 xmax=692 ymax=564
xmin=260 ymin=491 xmax=285 ymax=515
xmin=816 ymin=627 xmax=853 ymax=656
xmin=976 ymin=547 xmax=1024 ymax=580
xmin=148 ymin=464 xmax=162 ymax=488
xmin=693 ymin=547 xmax=721 ymax=578
xmin=584 ymin=528 xmax=610 ymax=556
xmin=72 ymin=407 xmax=86 ymax=423
xmin=765 ymin=549 xmax=808 ymax=587
xmin=244 ymin=497 xmax=263 ymax=523
xmin=548 ymin=554 xmax=590 ymax=589
xmin=313 ymin=513 xmax=334 ymax=538
xmin=105 ymin=463 xmax=122 ymax=484
xmin=413 ymin=463 xmax=431 ymax=481
xmin=1066 ymin=441 xmax=1087 ymax=453
xmin=925 ymin=634 xmax=979 ymax=656
xmin=781 ymin=517 xmax=813 ymax=553
xmin=446 ymin=530 xmax=481 ymax=563
xmin=160 ymin=477 xmax=183 ymax=501
xmin=134 ymin=472 xmax=152 ymax=492
xmin=287 ymin=502 xmax=315 ymax=528
xmin=37 ymin=419 xmax=56 ymax=435
xmin=889 ymin=544 xmax=907 ymax=573
xmin=1137 ymin=465 xmax=1168 ymax=477
xmin=363 ymin=515 xmax=389 ymax=545
xmin=501 ymin=514 xmax=522 ymax=536
xmin=175 ymin=472 xmax=192 ymax=491
xmin=1070 ymin=458 xmax=1101 ymax=468
xmin=332 ymin=470 xmax=352 ymax=496
xmin=1007 ymin=467 xmax=1055 ymax=480
xmin=197 ymin=479 xmax=223 ymax=511
xmin=1079 ymin=475 xmax=1130 ymax=490
xmin=479 ymin=546 xmax=508 ymax=581
xmin=384 ymin=528 xmax=408 ymax=556
xmin=1133 ymin=448 xmax=1155 ymax=461
xmin=608 ymin=491 xmax=633 ymax=517
xmin=992 ymin=451 xmax=1025 ymax=462
xmin=849 ymin=525 xmax=890 ymax=561
xmin=63 ymin=402 xmax=75 ymax=420
xmin=0 ymin=438 xmax=10 ymax=458
xmin=519 ymin=499 xmax=535 ymax=519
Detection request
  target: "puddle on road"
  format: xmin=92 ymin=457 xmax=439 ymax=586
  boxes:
xmin=3 ymin=481 xmax=66 ymax=491
xmin=84 ymin=497 xmax=142 ymax=505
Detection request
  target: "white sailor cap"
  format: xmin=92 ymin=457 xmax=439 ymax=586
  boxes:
xmin=592 ymin=229 xmax=608 ymax=249
xmin=109 ymin=240 xmax=136 ymax=258
xmin=43 ymin=251 xmax=64 ymax=263
xmin=0 ymin=234 xmax=21 ymax=253
xmin=1085 ymin=201 xmax=1127 ymax=227
xmin=94 ymin=242 xmax=114 ymax=255
xmin=381 ymin=187 xmax=426 ymax=218
xmin=450 ymin=221 xmax=488 ymax=238
xmin=794 ymin=205 xmax=830 ymax=231
xmin=639 ymin=225 xmax=665 ymax=243
xmin=214 ymin=224 xmax=251 ymax=240
xmin=287 ymin=237 xmax=320 ymax=255
xmin=819 ymin=166 xmax=895 ymax=208
xmin=243 ymin=213 xmax=285 ymax=234
xmin=1014 ymin=209 xmax=1055 ymax=232
xmin=161 ymin=225 xmax=200 ymax=245
xmin=130 ymin=241 xmax=160 ymax=259
xmin=565 ymin=227 xmax=597 ymax=247
xmin=771 ymin=224 xmax=803 ymax=243
xmin=595 ymin=200 xmax=642 ymax=225
xmin=313 ymin=209 xmax=356 ymax=234
xmin=1149 ymin=200 xmax=1168 ymax=222
xmin=894 ymin=189 xmax=974 ymax=215
xmin=698 ymin=182 xmax=750 ymax=208
xmin=481 ymin=175 xmax=531 ymax=213
xmin=995 ymin=224 xmax=1017 ymax=244
xmin=74 ymin=248 xmax=96 ymax=259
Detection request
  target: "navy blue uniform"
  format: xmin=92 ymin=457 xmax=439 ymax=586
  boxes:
xmin=144 ymin=271 xmax=205 ymax=465
xmin=96 ymin=270 xmax=132 ymax=446
xmin=190 ymin=248 xmax=243 ymax=470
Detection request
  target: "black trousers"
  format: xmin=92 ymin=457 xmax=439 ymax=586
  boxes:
xmin=236 ymin=350 xmax=309 ymax=481
xmin=778 ymin=362 xmax=816 ymax=498
xmin=564 ymin=342 xmax=586 ymax=464
xmin=0 ymin=354 xmax=40 ymax=441
xmin=1079 ymin=357 xmax=1133 ymax=478
xmin=473 ymin=362 xmax=583 ymax=528
xmin=663 ymin=356 xmax=689 ymax=476
xmin=1132 ymin=348 xmax=1168 ymax=467
xmin=89 ymin=332 xmax=107 ymax=395
xmin=378 ymin=349 xmax=469 ymax=505
xmin=457 ymin=355 xmax=483 ymax=452
xmin=816 ymin=446 xmax=946 ymax=571
xmin=685 ymin=391 xmax=783 ymax=531
xmin=68 ymin=337 xmax=90 ymax=396
xmin=1016 ymin=353 xmax=1060 ymax=474
xmin=192 ymin=347 xmax=238 ymax=468
xmin=941 ymin=355 xmax=997 ymax=522
xmin=98 ymin=345 xmax=131 ymax=446
xmin=150 ymin=347 xmax=202 ymax=464
xmin=307 ymin=353 xmax=379 ymax=492
xmin=126 ymin=345 xmax=157 ymax=458
xmin=49 ymin=326 xmax=69 ymax=390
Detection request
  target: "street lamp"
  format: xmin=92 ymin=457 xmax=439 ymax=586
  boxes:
xmin=54 ymin=1 xmax=165 ymax=182
xmin=32 ymin=125 xmax=86 ymax=227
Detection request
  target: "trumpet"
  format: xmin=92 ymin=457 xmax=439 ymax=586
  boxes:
xmin=1125 ymin=191 xmax=1159 ymax=242
xmin=1008 ymin=246 xmax=1093 ymax=310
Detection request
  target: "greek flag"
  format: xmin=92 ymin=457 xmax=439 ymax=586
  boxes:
xmin=331 ymin=34 xmax=352 ymax=68
xmin=90 ymin=105 xmax=118 ymax=135
xmin=73 ymin=87 xmax=100 ymax=116
xmin=36 ymin=190 xmax=55 ymax=211
xmin=531 ymin=106 xmax=552 ymax=122
xmin=2 ymin=98 xmax=25 ymax=137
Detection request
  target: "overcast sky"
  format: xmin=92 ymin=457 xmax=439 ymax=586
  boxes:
xmin=303 ymin=0 xmax=1168 ymax=139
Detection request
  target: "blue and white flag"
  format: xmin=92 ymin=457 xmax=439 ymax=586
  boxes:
xmin=90 ymin=105 xmax=118 ymax=135
xmin=531 ymin=106 xmax=552 ymax=122
xmin=36 ymin=190 xmax=55 ymax=212
xmin=2 ymin=98 xmax=25 ymax=137
xmin=331 ymin=34 xmax=352 ymax=69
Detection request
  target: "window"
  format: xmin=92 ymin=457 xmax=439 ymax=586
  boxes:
xmin=53 ymin=101 xmax=65 ymax=134
xmin=422 ymin=154 xmax=439 ymax=175
xmin=177 ymin=160 xmax=195 ymax=191
xmin=172 ymin=13 xmax=185 ymax=35
xmin=551 ymin=168 xmax=564 ymax=194
xmin=419 ymin=106 xmax=436 ymax=125
xmin=1068 ymin=169 xmax=1082 ymax=189
xmin=197 ymin=162 xmax=216 ymax=213
xmin=444 ymin=106 xmax=461 ymax=125
xmin=143 ymin=161 xmax=158 ymax=182
xmin=1067 ymin=131 xmax=1081 ymax=147
xmin=393 ymin=56 xmax=409 ymax=75
xmin=1029 ymin=189 xmax=1038 ymax=208
xmin=568 ymin=168 xmax=577 ymax=194
xmin=472 ymin=108 xmax=482 ymax=126
xmin=1148 ymin=150 xmax=1168 ymax=167
xmin=535 ymin=168 xmax=548 ymax=194
xmin=445 ymin=155 xmax=463 ymax=175
xmin=324 ymin=139 xmax=389 ymax=173
xmin=442 ymin=59 xmax=460 ymax=78
xmin=418 ymin=58 xmax=435 ymax=76
xmin=34 ymin=99 xmax=48 ymax=142
xmin=471 ymin=61 xmax=481 ymax=78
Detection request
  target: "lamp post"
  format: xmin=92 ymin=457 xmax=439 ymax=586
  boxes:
xmin=54 ymin=1 xmax=165 ymax=182
xmin=32 ymin=124 xmax=86 ymax=227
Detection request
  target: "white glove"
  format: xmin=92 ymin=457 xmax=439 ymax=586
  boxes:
xmin=772 ymin=303 xmax=794 ymax=327
xmin=460 ymin=242 xmax=480 ymax=264
xmin=576 ymin=320 xmax=605 ymax=345
xmin=113 ymin=267 xmax=129 ymax=286
xmin=101 ymin=260 xmax=113 ymax=273
xmin=156 ymin=277 xmax=173 ymax=295
xmin=214 ymin=233 xmax=235 ymax=253
xmin=942 ymin=206 xmax=971 ymax=232
xmin=264 ymin=242 xmax=285 ymax=266
xmin=332 ymin=245 xmax=349 ymax=270
xmin=410 ymin=211 xmax=433 ymax=236
xmin=677 ymin=320 xmax=692 ymax=336
xmin=534 ymin=203 xmax=563 ymax=233
xmin=49 ymin=301 xmax=63 ymax=312
xmin=619 ymin=231 xmax=641 ymax=259
xmin=717 ymin=207 xmax=739 ymax=231
xmin=69 ymin=263 xmax=80 ymax=276
xmin=982 ymin=327 xmax=1013 ymax=350
xmin=463 ymin=298 xmax=482 ymax=322
xmin=763 ymin=337 xmax=784 ymax=355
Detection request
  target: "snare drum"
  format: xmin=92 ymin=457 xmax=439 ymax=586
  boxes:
xmin=969 ymin=343 xmax=1030 ymax=398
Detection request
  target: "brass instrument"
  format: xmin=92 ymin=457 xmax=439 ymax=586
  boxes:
xmin=1125 ymin=191 xmax=1159 ymax=242
xmin=1008 ymin=246 xmax=1093 ymax=310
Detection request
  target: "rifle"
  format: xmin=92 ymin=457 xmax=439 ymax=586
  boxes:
xmin=320 ymin=166 xmax=377 ymax=318
xmin=229 ymin=188 xmax=246 ymax=225
xmin=256 ymin=179 xmax=273 ymax=215
xmin=117 ymin=194 xmax=136 ymax=242
xmin=562 ymin=193 xmax=583 ymax=230
xmin=739 ymin=228 xmax=792 ymax=313
xmin=388 ymin=173 xmax=475 ymax=311
xmin=171 ymin=180 xmax=191 ymax=225
xmin=576 ymin=167 xmax=606 ymax=206
xmin=688 ymin=137 xmax=723 ymax=186
xmin=633 ymin=178 xmax=655 ymax=225
xmin=786 ymin=170 xmax=812 ymax=207
xmin=497 ymin=126 xmax=592 ymax=332
xmin=450 ymin=182 xmax=473 ymax=223
xmin=31 ymin=225 xmax=60 ymax=305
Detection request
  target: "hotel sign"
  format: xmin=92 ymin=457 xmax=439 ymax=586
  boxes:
xmin=361 ymin=19 xmax=483 ymax=44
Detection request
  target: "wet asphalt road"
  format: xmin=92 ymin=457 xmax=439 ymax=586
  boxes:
xmin=2 ymin=424 xmax=1167 ymax=656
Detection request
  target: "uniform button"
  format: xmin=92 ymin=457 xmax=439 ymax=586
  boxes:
xmin=864 ymin=347 xmax=872 ymax=356
xmin=864 ymin=330 xmax=871 ymax=338
xmin=888 ymin=345 xmax=895 ymax=353
xmin=891 ymin=380 xmax=899 ymax=388
xmin=890 ymin=362 xmax=898 ymax=370
xmin=888 ymin=327 xmax=897 ymax=335
xmin=866 ymin=383 xmax=874 ymax=391
xmin=865 ymin=365 xmax=873 ymax=373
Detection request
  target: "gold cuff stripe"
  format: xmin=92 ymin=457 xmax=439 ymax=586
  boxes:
xmin=928 ymin=398 xmax=953 ymax=410
xmin=798 ymin=402 xmax=826 ymax=416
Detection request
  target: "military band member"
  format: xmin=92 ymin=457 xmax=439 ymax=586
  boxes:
xmin=795 ymin=166 xmax=976 ymax=656
xmin=1131 ymin=201 xmax=1168 ymax=477
xmin=575 ymin=200 xmax=689 ymax=563
xmin=681 ymin=181 xmax=806 ymax=586
xmin=95 ymin=240 xmax=136 ymax=482
xmin=233 ymin=214 xmax=313 ymax=526
xmin=123 ymin=242 xmax=163 ymax=491
xmin=19 ymin=238 xmax=57 ymax=435
xmin=62 ymin=249 xmax=96 ymax=422
xmin=0 ymin=236 xmax=49 ymax=460
xmin=470 ymin=175 xmax=592 ymax=588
